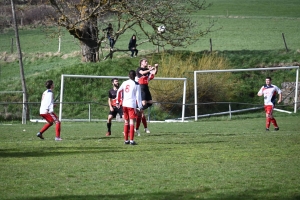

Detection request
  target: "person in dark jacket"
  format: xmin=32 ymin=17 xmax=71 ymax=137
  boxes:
xmin=102 ymin=23 xmax=115 ymax=50
xmin=128 ymin=35 xmax=138 ymax=57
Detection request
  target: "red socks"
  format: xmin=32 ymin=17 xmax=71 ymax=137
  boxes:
xmin=55 ymin=122 xmax=61 ymax=137
xmin=142 ymin=116 xmax=147 ymax=128
xmin=136 ymin=116 xmax=141 ymax=130
xmin=270 ymin=118 xmax=278 ymax=128
xmin=266 ymin=117 xmax=278 ymax=129
xmin=40 ymin=123 xmax=52 ymax=134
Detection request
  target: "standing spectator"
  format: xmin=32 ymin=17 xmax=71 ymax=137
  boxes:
xmin=106 ymin=78 xmax=123 ymax=136
xmin=128 ymin=35 xmax=138 ymax=58
xmin=135 ymin=58 xmax=158 ymax=136
xmin=257 ymin=76 xmax=282 ymax=131
xmin=36 ymin=80 xmax=62 ymax=141
xmin=102 ymin=23 xmax=115 ymax=50
xmin=116 ymin=70 xmax=143 ymax=145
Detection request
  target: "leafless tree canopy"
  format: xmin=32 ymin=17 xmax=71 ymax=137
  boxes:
xmin=33 ymin=0 xmax=215 ymax=61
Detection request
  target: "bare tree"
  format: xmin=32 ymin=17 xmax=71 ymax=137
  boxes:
xmin=46 ymin=0 xmax=214 ymax=62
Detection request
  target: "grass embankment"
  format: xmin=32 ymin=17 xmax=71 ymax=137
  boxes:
xmin=0 ymin=0 xmax=300 ymax=120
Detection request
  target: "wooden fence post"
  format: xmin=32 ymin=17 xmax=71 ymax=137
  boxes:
xmin=282 ymin=33 xmax=289 ymax=52
xmin=210 ymin=38 xmax=212 ymax=54
xmin=11 ymin=38 xmax=14 ymax=53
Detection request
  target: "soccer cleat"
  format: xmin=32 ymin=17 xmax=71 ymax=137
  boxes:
xmin=124 ymin=141 xmax=130 ymax=145
xmin=130 ymin=141 xmax=137 ymax=145
xmin=274 ymin=127 xmax=279 ymax=131
xmin=55 ymin=137 xmax=62 ymax=141
xmin=144 ymin=128 xmax=150 ymax=133
xmin=135 ymin=129 xmax=141 ymax=136
xmin=36 ymin=132 xmax=44 ymax=140
xmin=106 ymin=132 xmax=111 ymax=136
xmin=266 ymin=128 xmax=270 ymax=131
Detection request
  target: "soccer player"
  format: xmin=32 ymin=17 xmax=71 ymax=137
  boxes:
xmin=106 ymin=78 xmax=123 ymax=136
xmin=116 ymin=70 xmax=143 ymax=145
xmin=36 ymin=80 xmax=62 ymax=141
xmin=257 ymin=76 xmax=282 ymax=131
xmin=135 ymin=58 xmax=158 ymax=136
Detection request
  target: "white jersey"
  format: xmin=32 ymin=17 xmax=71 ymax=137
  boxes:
xmin=40 ymin=89 xmax=54 ymax=114
xmin=258 ymin=84 xmax=281 ymax=106
xmin=116 ymin=79 xmax=142 ymax=109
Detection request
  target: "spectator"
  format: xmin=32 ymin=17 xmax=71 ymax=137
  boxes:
xmin=128 ymin=35 xmax=138 ymax=57
xmin=102 ymin=23 xmax=115 ymax=50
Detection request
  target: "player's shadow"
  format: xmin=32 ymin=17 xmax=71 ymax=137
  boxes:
xmin=11 ymin=188 xmax=300 ymax=200
xmin=0 ymin=146 xmax=125 ymax=158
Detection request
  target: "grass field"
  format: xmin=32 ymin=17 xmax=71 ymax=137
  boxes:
xmin=0 ymin=113 xmax=300 ymax=200
xmin=1 ymin=2 xmax=300 ymax=198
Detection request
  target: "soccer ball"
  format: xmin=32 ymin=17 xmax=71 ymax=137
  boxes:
xmin=157 ymin=25 xmax=166 ymax=33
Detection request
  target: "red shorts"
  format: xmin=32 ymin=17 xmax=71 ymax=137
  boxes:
xmin=122 ymin=107 xmax=137 ymax=120
xmin=40 ymin=112 xmax=59 ymax=123
xmin=264 ymin=105 xmax=274 ymax=115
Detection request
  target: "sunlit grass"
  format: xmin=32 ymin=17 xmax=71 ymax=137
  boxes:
xmin=0 ymin=113 xmax=299 ymax=200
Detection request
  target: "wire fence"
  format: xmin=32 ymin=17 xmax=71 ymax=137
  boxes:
xmin=0 ymin=100 xmax=298 ymax=123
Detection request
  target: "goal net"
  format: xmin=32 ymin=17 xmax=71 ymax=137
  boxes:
xmin=193 ymin=66 xmax=299 ymax=121
xmin=58 ymin=74 xmax=187 ymax=122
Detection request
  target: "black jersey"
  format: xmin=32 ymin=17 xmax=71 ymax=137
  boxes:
xmin=108 ymin=88 xmax=118 ymax=106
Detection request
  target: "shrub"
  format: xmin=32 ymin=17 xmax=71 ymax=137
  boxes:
xmin=149 ymin=52 xmax=233 ymax=115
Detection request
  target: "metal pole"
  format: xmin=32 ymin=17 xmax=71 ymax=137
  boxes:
xmin=194 ymin=71 xmax=198 ymax=121
xmin=229 ymin=103 xmax=232 ymax=119
xmin=58 ymin=35 xmax=61 ymax=53
xmin=89 ymin=103 xmax=91 ymax=122
xmin=59 ymin=75 xmax=64 ymax=121
xmin=295 ymin=68 xmax=299 ymax=113
xmin=147 ymin=106 xmax=150 ymax=122
xmin=22 ymin=92 xmax=26 ymax=124
xmin=181 ymin=79 xmax=187 ymax=122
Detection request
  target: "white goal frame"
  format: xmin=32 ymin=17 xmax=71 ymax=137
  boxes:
xmin=59 ymin=74 xmax=187 ymax=122
xmin=194 ymin=66 xmax=299 ymax=121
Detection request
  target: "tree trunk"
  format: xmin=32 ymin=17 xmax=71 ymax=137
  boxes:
xmin=76 ymin=5 xmax=100 ymax=62
xmin=80 ymin=37 xmax=99 ymax=62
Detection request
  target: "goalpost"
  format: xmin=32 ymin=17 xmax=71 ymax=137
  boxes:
xmin=194 ymin=66 xmax=299 ymax=121
xmin=59 ymin=74 xmax=187 ymax=122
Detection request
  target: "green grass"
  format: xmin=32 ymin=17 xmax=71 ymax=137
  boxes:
xmin=1 ymin=0 xmax=300 ymax=54
xmin=0 ymin=113 xmax=299 ymax=200
xmin=1 ymin=2 xmax=300 ymax=199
